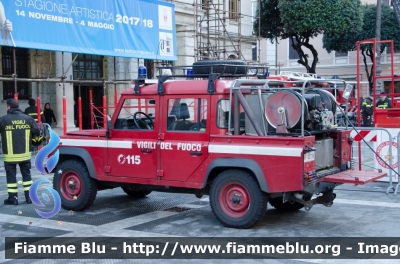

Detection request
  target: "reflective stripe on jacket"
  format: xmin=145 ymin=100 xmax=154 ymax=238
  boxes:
xmin=24 ymin=106 xmax=43 ymax=122
xmin=0 ymin=108 xmax=40 ymax=163
xmin=376 ymin=98 xmax=392 ymax=109
xmin=361 ymin=100 xmax=373 ymax=116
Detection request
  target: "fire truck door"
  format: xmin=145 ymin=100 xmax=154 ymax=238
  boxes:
xmin=159 ymin=96 xmax=210 ymax=182
xmin=107 ymin=97 xmax=158 ymax=179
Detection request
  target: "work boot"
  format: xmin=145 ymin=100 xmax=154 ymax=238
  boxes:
xmin=4 ymin=195 xmax=18 ymax=205
xmin=25 ymin=191 xmax=32 ymax=204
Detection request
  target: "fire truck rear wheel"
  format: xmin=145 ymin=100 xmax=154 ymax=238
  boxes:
xmin=269 ymin=196 xmax=311 ymax=211
xmin=121 ymin=188 xmax=152 ymax=198
xmin=192 ymin=59 xmax=247 ymax=75
xmin=53 ymin=159 xmax=97 ymax=211
xmin=210 ymin=169 xmax=267 ymax=229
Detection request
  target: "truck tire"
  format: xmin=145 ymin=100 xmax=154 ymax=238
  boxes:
xmin=192 ymin=60 xmax=247 ymax=75
xmin=269 ymin=196 xmax=311 ymax=211
xmin=210 ymin=169 xmax=267 ymax=229
xmin=53 ymin=159 xmax=97 ymax=211
xmin=122 ymin=188 xmax=152 ymax=198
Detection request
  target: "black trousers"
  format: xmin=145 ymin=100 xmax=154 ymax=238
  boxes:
xmin=362 ymin=115 xmax=372 ymax=127
xmin=4 ymin=161 xmax=32 ymax=195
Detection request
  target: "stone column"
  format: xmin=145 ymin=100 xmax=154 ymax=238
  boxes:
xmin=176 ymin=24 xmax=194 ymax=66
xmin=54 ymin=52 xmax=76 ymax=135
xmin=107 ymin=57 xmax=140 ymax=116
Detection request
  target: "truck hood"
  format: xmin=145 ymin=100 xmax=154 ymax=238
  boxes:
xmin=64 ymin=129 xmax=107 ymax=138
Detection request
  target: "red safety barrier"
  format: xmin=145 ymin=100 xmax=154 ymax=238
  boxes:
xmin=78 ymin=96 xmax=82 ymax=130
xmin=63 ymin=96 xmax=66 ymax=135
xmin=350 ymin=130 xmax=377 ymax=142
xmin=103 ymin=95 xmax=107 ymax=122
xmin=90 ymin=90 xmax=94 ymax=129
xmin=37 ymin=96 xmax=41 ymax=123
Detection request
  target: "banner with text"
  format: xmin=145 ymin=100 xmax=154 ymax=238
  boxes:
xmin=1 ymin=0 xmax=176 ymax=60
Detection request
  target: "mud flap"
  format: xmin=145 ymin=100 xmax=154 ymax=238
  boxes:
xmin=320 ymin=170 xmax=387 ymax=185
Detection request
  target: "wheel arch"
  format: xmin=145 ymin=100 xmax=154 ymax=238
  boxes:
xmin=56 ymin=147 xmax=97 ymax=179
xmin=203 ymin=158 xmax=269 ymax=193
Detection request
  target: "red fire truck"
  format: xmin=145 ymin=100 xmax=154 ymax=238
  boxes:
xmin=52 ymin=60 xmax=386 ymax=228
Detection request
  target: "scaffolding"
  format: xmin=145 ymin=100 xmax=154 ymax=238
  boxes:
xmin=0 ymin=51 xmax=133 ymax=134
xmin=141 ymin=0 xmax=260 ymax=78
xmin=164 ymin=0 xmax=258 ymax=63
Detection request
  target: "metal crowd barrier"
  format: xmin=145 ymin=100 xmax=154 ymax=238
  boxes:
xmin=338 ymin=127 xmax=397 ymax=195
xmin=395 ymin=131 xmax=400 ymax=195
xmin=32 ymin=123 xmax=51 ymax=156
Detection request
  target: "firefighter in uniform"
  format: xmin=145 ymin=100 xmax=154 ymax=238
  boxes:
xmin=376 ymin=92 xmax=392 ymax=109
xmin=24 ymin=98 xmax=43 ymax=122
xmin=361 ymin=96 xmax=373 ymax=127
xmin=0 ymin=99 xmax=40 ymax=205
xmin=24 ymin=98 xmax=44 ymax=147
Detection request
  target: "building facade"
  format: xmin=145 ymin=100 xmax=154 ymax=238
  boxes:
xmin=0 ymin=0 xmax=257 ymax=133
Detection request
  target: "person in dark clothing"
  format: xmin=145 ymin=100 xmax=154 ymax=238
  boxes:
xmin=43 ymin=103 xmax=57 ymax=127
xmin=0 ymin=99 xmax=40 ymax=205
xmin=43 ymin=103 xmax=57 ymax=138
xmin=376 ymin=92 xmax=392 ymax=109
xmin=361 ymin=96 xmax=373 ymax=127
xmin=24 ymin=98 xmax=44 ymax=122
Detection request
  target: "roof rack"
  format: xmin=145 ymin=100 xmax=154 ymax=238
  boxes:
xmin=279 ymin=71 xmax=321 ymax=80
xmin=152 ymin=63 xmax=269 ymax=94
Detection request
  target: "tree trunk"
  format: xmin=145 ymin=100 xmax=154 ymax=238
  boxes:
xmin=363 ymin=49 xmax=375 ymax=96
xmin=303 ymin=39 xmax=318 ymax=74
xmin=291 ymin=37 xmax=318 ymax=73
xmin=290 ymin=38 xmax=309 ymax=73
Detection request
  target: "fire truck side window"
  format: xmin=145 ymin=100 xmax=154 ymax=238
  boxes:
xmin=167 ymin=98 xmax=207 ymax=132
xmin=217 ymin=99 xmax=245 ymax=130
xmin=114 ymin=98 xmax=156 ymax=130
xmin=217 ymin=99 xmax=230 ymax=128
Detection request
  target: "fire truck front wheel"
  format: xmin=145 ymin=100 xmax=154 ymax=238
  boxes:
xmin=122 ymin=188 xmax=152 ymax=198
xmin=210 ymin=169 xmax=268 ymax=229
xmin=53 ymin=159 xmax=97 ymax=211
